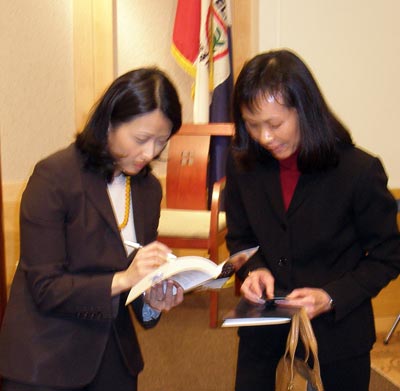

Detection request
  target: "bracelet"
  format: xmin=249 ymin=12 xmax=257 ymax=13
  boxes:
xmin=328 ymin=297 xmax=335 ymax=311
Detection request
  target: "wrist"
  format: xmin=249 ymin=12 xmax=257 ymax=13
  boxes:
xmin=111 ymin=271 xmax=130 ymax=296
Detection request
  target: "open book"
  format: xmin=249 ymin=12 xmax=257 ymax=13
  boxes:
xmin=221 ymin=297 xmax=299 ymax=327
xmin=125 ymin=246 xmax=259 ymax=305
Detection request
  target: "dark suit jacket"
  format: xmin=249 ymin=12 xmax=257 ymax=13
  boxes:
xmin=0 ymin=144 xmax=162 ymax=387
xmin=225 ymin=144 xmax=400 ymax=363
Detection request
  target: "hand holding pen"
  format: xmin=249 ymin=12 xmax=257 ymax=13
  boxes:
xmin=124 ymin=240 xmax=177 ymax=261
xmin=111 ymin=241 xmax=177 ymax=296
xmin=123 ymin=241 xmax=183 ymax=309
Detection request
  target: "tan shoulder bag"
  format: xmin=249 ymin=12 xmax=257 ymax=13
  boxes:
xmin=275 ymin=307 xmax=324 ymax=391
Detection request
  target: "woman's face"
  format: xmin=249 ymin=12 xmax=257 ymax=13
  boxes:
xmin=108 ymin=109 xmax=172 ymax=176
xmin=241 ymin=95 xmax=301 ymax=160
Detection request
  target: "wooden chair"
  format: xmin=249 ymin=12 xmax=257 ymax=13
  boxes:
xmin=158 ymin=123 xmax=234 ymax=328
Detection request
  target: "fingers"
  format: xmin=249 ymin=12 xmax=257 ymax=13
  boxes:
xmin=130 ymin=241 xmax=175 ymax=277
xmin=136 ymin=241 xmax=174 ymax=264
xmin=146 ymin=281 xmax=184 ymax=312
xmin=283 ymin=288 xmax=332 ymax=319
xmin=241 ymin=268 xmax=275 ymax=304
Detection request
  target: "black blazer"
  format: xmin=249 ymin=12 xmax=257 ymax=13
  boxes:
xmin=225 ymin=144 xmax=400 ymax=363
xmin=0 ymin=144 xmax=162 ymax=387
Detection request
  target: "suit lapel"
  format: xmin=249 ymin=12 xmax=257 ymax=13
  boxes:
xmin=287 ymin=172 xmax=322 ymax=215
xmin=251 ymin=158 xmax=321 ymax=220
xmin=250 ymin=160 xmax=286 ymax=223
xmin=81 ymin=169 xmax=121 ymax=238
xmin=131 ymin=176 xmax=145 ymax=244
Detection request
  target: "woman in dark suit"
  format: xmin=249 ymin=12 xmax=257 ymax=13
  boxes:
xmin=0 ymin=68 xmax=184 ymax=391
xmin=225 ymin=49 xmax=400 ymax=391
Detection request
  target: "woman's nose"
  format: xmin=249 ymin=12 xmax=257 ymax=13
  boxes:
xmin=142 ymin=141 xmax=156 ymax=159
xmin=262 ymin=129 xmax=273 ymax=143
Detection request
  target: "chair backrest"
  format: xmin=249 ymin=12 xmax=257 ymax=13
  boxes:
xmin=165 ymin=123 xmax=234 ymax=210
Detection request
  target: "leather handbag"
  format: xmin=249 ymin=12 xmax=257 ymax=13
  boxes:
xmin=275 ymin=307 xmax=324 ymax=391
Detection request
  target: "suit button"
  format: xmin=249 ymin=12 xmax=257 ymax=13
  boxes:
xmin=280 ymin=223 xmax=287 ymax=231
xmin=278 ymin=257 xmax=287 ymax=267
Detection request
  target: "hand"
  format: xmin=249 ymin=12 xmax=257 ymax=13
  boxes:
xmin=240 ymin=268 xmax=275 ymax=304
xmin=144 ymin=280 xmax=184 ymax=312
xmin=282 ymin=288 xmax=332 ymax=319
xmin=112 ymin=241 xmax=174 ymax=295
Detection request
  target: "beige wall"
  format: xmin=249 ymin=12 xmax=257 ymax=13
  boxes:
xmin=0 ymin=0 xmax=75 ymax=185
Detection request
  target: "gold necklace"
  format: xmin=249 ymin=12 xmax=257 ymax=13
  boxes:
xmin=118 ymin=175 xmax=131 ymax=230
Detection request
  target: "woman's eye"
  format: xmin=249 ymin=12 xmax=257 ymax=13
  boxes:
xmin=269 ymin=123 xmax=281 ymax=130
xmin=135 ymin=138 xmax=147 ymax=144
xmin=246 ymin=122 xmax=258 ymax=130
xmin=154 ymin=138 xmax=168 ymax=148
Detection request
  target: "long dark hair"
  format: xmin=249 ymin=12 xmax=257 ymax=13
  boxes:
xmin=76 ymin=67 xmax=182 ymax=181
xmin=232 ymin=49 xmax=353 ymax=172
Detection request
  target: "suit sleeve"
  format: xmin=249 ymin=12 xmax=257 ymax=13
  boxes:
xmin=324 ymin=157 xmax=400 ymax=321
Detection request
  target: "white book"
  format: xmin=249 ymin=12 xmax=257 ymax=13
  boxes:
xmin=125 ymin=246 xmax=259 ymax=305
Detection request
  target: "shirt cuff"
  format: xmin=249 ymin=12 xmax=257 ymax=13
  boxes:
xmin=142 ymin=302 xmax=161 ymax=321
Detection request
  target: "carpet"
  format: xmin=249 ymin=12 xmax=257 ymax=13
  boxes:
xmin=133 ymin=287 xmax=399 ymax=391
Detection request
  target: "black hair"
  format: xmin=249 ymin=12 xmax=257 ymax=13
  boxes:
xmin=76 ymin=67 xmax=182 ymax=181
xmin=232 ymin=49 xmax=353 ymax=172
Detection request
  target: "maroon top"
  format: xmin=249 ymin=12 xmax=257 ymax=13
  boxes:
xmin=279 ymin=151 xmax=300 ymax=210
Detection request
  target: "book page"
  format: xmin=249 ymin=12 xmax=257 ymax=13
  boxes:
xmin=169 ymin=269 xmax=222 ymax=291
xmin=125 ymin=256 xmax=224 ymax=305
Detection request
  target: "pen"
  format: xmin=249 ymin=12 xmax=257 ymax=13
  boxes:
xmin=124 ymin=240 xmax=177 ymax=260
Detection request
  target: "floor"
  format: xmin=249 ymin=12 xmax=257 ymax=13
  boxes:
xmin=371 ymin=331 xmax=400 ymax=388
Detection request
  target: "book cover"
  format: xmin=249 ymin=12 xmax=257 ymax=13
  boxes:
xmin=221 ymin=298 xmax=299 ymax=327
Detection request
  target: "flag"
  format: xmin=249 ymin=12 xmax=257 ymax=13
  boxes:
xmin=172 ymin=0 xmax=233 ymax=193
xmin=207 ymin=0 xmax=233 ymax=186
xmin=171 ymin=0 xmax=201 ymax=79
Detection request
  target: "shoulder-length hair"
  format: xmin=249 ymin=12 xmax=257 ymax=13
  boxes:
xmin=232 ymin=49 xmax=353 ymax=172
xmin=76 ymin=67 xmax=182 ymax=181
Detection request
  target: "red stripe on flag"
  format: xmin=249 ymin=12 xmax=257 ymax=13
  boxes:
xmin=172 ymin=0 xmax=201 ymax=75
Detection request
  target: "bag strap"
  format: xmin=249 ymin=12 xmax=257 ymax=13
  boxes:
xmin=282 ymin=308 xmax=324 ymax=390
xmin=298 ymin=307 xmax=324 ymax=390
xmin=282 ymin=309 xmax=300 ymax=386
